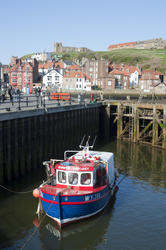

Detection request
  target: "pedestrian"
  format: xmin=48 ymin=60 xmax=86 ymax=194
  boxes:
xmin=38 ymin=87 xmax=41 ymax=96
xmin=8 ymin=86 xmax=14 ymax=105
xmin=35 ymin=87 xmax=38 ymax=96
xmin=100 ymin=92 xmax=103 ymax=101
xmin=90 ymin=93 xmax=94 ymax=103
xmin=16 ymin=88 xmax=20 ymax=102
xmin=1 ymin=89 xmax=6 ymax=103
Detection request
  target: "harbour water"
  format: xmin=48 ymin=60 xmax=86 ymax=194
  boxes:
xmin=0 ymin=140 xmax=166 ymax=250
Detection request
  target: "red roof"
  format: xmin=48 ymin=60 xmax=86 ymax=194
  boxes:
xmin=108 ymin=41 xmax=136 ymax=50
xmin=38 ymin=61 xmax=64 ymax=69
xmin=10 ymin=61 xmax=33 ymax=72
xmin=141 ymin=70 xmax=162 ymax=75
xmin=67 ymin=64 xmax=81 ymax=70
xmin=54 ymin=62 xmax=64 ymax=69
xmin=64 ymin=71 xmax=84 ymax=78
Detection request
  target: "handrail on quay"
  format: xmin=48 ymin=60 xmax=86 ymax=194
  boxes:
xmin=0 ymin=93 xmax=93 ymax=113
xmin=1 ymin=90 xmax=166 ymax=114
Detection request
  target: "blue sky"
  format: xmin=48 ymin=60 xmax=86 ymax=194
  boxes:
xmin=1 ymin=0 xmax=166 ymax=64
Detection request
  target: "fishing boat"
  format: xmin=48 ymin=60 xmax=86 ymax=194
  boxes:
xmin=33 ymin=136 xmax=119 ymax=227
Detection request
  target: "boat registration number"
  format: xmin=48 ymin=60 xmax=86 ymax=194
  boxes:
xmin=85 ymin=193 xmax=101 ymax=201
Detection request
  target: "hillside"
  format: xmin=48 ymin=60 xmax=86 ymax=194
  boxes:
xmin=51 ymin=49 xmax=166 ymax=73
xmin=22 ymin=49 xmax=166 ymax=73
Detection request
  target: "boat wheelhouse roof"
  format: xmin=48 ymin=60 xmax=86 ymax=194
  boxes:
xmin=55 ymin=150 xmax=114 ymax=172
xmin=55 ymin=159 xmax=98 ymax=172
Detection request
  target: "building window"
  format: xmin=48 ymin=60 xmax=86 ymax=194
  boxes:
xmin=108 ymin=80 xmax=112 ymax=86
xmin=47 ymin=76 xmax=52 ymax=81
xmin=12 ymin=73 xmax=17 ymax=77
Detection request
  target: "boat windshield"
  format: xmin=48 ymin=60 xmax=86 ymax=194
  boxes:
xmin=68 ymin=173 xmax=78 ymax=185
xmin=58 ymin=171 xmax=66 ymax=184
xmin=57 ymin=171 xmax=92 ymax=186
xmin=81 ymin=173 xmax=91 ymax=185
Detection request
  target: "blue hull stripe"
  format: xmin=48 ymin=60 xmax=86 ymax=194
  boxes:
xmin=41 ymin=189 xmax=112 ymax=224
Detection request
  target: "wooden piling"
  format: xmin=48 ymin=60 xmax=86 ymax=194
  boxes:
xmin=117 ymin=104 xmax=123 ymax=139
xmin=162 ymin=105 xmax=166 ymax=149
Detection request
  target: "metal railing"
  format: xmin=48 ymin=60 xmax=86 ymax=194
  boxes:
xmin=0 ymin=93 xmax=95 ymax=113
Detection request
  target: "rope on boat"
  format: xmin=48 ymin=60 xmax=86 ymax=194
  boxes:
xmin=0 ymin=184 xmax=36 ymax=194
xmin=20 ymin=201 xmax=53 ymax=250
xmin=0 ymin=180 xmax=50 ymax=194
xmin=116 ymin=174 xmax=128 ymax=186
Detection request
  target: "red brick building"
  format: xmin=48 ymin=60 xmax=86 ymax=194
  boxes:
xmin=9 ymin=59 xmax=38 ymax=93
xmin=83 ymin=59 xmax=109 ymax=87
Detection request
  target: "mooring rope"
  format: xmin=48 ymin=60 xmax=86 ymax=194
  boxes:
xmin=117 ymin=174 xmax=128 ymax=186
xmin=20 ymin=202 xmax=53 ymax=250
xmin=0 ymin=184 xmax=36 ymax=194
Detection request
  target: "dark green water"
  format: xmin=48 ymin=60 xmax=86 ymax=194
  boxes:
xmin=0 ymin=140 xmax=166 ymax=250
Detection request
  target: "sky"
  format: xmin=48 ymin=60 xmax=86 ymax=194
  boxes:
xmin=0 ymin=0 xmax=166 ymax=64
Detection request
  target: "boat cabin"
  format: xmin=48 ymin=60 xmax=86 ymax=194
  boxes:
xmin=45 ymin=154 xmax=109 ymax=190
xmin=44 ymin=150 xmax=116 ymax=191
xmin=55 ymin=159 xmax=107 ymax=190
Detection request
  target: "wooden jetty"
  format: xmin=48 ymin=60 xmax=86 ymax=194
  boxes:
xmin=105 ymin=101 xmax=166 ymax=149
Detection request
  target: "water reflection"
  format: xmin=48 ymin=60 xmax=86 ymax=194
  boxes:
xmin=34 ymin=196 xmax=116 ymax=250
xmin=100 ymin=140 xmax=166 ymax=190
xmin=0 ymin=168 xmax=44 ymax=249
xmin=1 ymin=140 xmax=166 ymax=249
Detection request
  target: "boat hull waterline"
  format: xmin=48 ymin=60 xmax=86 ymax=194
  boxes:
xmin=40 ymin=185 xmax=118 ymax=226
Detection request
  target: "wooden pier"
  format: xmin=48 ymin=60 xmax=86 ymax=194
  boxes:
xmin=105 ymin=101 xmax=166 ymax=149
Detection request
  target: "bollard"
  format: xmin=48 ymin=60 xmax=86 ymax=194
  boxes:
xmin=43 ymin=93 xmax=45 ymax=108
xmin=18 ymin=93 xmax=21 ymax=110
xmin=36 ymin=95 xmax=39 ymax=108
xmin=78 ymin=94 xmax=81 ymax=104
xmin=26 ymin=96 xmax=28 ymax=107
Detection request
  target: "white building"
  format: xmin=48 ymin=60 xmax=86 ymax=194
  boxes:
xmin=38 ymin=61 xmax=64 ymax=78
xmin=129 ymin=70 xmax=140 ymax=88
xmin=42 ymin=69 xmax=63 ymax=91
xmin=31 ymin=52 xmax=52 ymax=62
xmin=62 ymin=71 xmax=91 ymax=91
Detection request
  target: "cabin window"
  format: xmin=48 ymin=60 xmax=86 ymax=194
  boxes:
xmin=58 ymin=171 xmax=66 ymax=184
xmin=68 ymin=173 xmax=78 ymax=185
xmin=81 ymin=173 xmax=91 ymax=185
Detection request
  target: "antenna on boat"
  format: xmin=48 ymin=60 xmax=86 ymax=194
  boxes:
xmin=89 ymin=136 xmax=97 ymax=149
xmin=85 ymin=136 xmax=90 ymax=148
xmin=79 ymin=135 xmax=86 ymax=149
xmin=79 ymin=135 xmax=97 ymax=149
